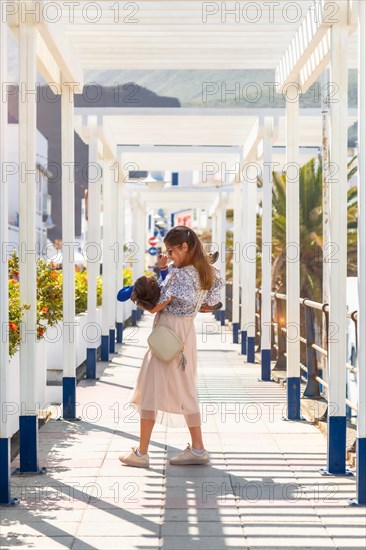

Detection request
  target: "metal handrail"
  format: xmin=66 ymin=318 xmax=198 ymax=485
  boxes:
xmin=255 ymin=288 xmax=358 ymax=414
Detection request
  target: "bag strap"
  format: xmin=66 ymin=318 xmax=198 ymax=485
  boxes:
xmin=181 ymin=289 xmax=205 ymax=348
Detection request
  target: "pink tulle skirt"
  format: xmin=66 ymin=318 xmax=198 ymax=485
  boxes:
xmin=129 ymin=310 xmax=201 ymax=428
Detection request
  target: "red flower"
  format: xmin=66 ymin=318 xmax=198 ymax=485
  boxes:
xmin=37 ymin=327 xmax=45 ymax=336
xmin=41 ymin=307 xmax=48 ymax=313
xmin=9 ymin=323 xmax=17 ymax=333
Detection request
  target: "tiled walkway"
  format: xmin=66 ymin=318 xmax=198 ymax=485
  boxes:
xmin=1 ymin=313 xmax=365 ymax=549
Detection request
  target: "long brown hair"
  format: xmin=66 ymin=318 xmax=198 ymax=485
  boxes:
xmin=164 ymin=226 xmax=214 ymax=290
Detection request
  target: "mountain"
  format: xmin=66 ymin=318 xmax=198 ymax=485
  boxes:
xmin=85 ymin=69 xmax=359 ymax=109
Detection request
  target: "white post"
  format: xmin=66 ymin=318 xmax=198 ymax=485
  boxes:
xmin=240 ymin=179 xmax=249 ymax=355
xmin=0 ymin=15 xmax=18 ymax=504
xmin=321 ymin=68 xmax=330 ymax=400
xmin=325 ymin=0 xmax=348 ymax=475
xmin=216 ymin=193 xmax=227 ymax=325
xmin=232 ymin=180 xmax=241 ymax=343
xmin=246 ymin=162 xmax=258 ymax=363
xmin=116 ymin=180 xmax=125 ymax=342
xmin=86 ymin=118 xmax=102 ymax=379
xmin=101 ymin=158 xmax=117 ymax=360
xmin=353 ymin=0 xmax=366 ymax=504
xmin=129 ymin=195 xmax=143 ymax=325
xmin=286 ymin=91 xmax=301 ymax=419
xmin=260 ymin=118 xmax=273 ymax=380
xmin=61 ymin=82 xmax=77 ymax=420
xmin=18 ymin=11 xmax=40 ymax=473
xmin=211 ymin=208 xmax=218 ymax=256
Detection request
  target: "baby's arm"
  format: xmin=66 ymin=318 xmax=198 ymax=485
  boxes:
xmin=148 ymin=296 xmax=172 ymax=314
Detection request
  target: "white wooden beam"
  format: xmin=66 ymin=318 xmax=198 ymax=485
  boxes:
xmin=36 ymin=32 xmax=60 ymax=87
xmin=33 ymin=1 xmax=84 ymax=90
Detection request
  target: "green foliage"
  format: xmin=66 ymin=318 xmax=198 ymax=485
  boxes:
xmin=75 ymin=271 xmax=88 ymax=315
xmin=123 ymin=268 xmax=133 ymax=286
xmin=257 ymin=156 xmax=358 ymax=302
xmin=8 ymin=252 xmax=29 ymax=357
xmin=36 ymin=258 xmax=63 ymax=337
xmin=8 ymin=251 xmax=104 ymax=357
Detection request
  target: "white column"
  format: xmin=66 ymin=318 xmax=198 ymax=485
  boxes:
xmin=86 ymin=118 xmax=102 ymax=378
xmin=211 ymin=210 xmax=217 ymax=254
xmin=232 ymin=180 xmax=241 ymax=342
xmin=116 ymin=181 xmax=125 ymax=340
xmin=101 ymin=158 xmax=118 ymax=359
xmin=0 ymin=10 xmax=10 ymax=439
xmin=0 ymin=11 xmax=16 ymax=504
xmin=326 ymin=0 xmax=348 ymax=474
xmin=354 ymin=0 xmax=366 ymax=504
xmin=216 ymin=193 xmax=227 ymax=324
xmin=260 ymin=118 xmax=273 ymax=380
xmin=129 ymin=195 xmax=144 ymax=324
xmin=240 ymin=178 xmax=249 ymax=354
xmin=246 ymin=162 xmax=258 ymax=363
xmin=286 ymin=93 xmax=301 ymax=419
xmin=321 ymin=68 xmax=330 ymax=400
xmin=61 ymin=82 xmax=77 ymax=419
xmin=18 ymin=11 xmax=39 ymax=472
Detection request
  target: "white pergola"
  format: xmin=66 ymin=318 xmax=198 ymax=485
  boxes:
xmin=0 ymin=0 xmax=364 ymax=506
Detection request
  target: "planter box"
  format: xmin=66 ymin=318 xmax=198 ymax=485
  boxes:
xmin=45 ymin=308 xmax=102 ymax=404
xmin=7 ymin=305 xmax=133 ymax=436
xmin=7 ymin=338 xmax=47 ymax=438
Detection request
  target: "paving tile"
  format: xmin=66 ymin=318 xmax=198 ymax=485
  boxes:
xmin=161 ymin=521 xmax=244 ymax=537
xmin=0 ymin=522 xmax=80 ymax=537
xmin=73 ymin=536 xmax=160 ymax=549
xmin=77 ymin=520 xmax=159 ymax=536
xmin=0 ymin=535 xmax=75 ymax=549
xmin=158 ymin=536 xmax=248 ymax=549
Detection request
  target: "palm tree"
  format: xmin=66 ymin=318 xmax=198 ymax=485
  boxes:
xmin=257 ymin=155 xmax=358 ymax=302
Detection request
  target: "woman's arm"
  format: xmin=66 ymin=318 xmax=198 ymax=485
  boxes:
xmin=148 ymin=296 xmax=172 ymax=314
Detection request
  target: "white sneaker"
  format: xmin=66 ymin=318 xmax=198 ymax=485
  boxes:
xmin=169 ymin=444 xmax=209 ymax=465
xmin=119 ymin=447 xmax=150 ymax=468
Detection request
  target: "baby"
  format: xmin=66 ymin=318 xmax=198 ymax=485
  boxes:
xmin=130 ymin=275 xmax=222 ymax=313
xmin=117 ymin=251 xmax=222 ymax=313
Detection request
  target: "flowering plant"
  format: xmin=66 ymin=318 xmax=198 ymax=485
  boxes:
xmin=8 ymin=251 xmax=104 ymax=357
xmin=8 ymin=252 xmax=30 ymax=357
xmin=36 ymin=258 xmax=63 ymax=337
xmin=75 ymin=271 xmax=102 ymax=315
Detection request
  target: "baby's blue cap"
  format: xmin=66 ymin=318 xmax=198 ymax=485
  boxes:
xmin=117 ymin=285 xmax=134 ymax=302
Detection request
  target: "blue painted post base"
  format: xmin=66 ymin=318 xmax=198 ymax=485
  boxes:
xmin=232 ymin=322 xmax=239 ymax=344
xmin=18 ymin=416 xmax=45 ymax=474
xmin=116 ymin=322 xmax=123 ymax=343
xmin=220 ymin=310 xmax=226 ymax=326
xmin=132 ymin=310 xmax=138 ymax=326
xmin=214 ymin=311 xmax=220 ymax=321
xmin=247 ymin=337 xmax=255 ymax=363
xmin=101 ymin=335 xmax=109 ymax=361
xmin=109 ymin=329 xmax=116 ymax=353
xmin=320 ymin=416 xmax=352 ymax=476
xmin=0 ymin=439 xmax=19 ymax=505
xmin=260 ymin=349 xmax=271 ymax=381
xmin=349 ymin=438 xmax=366 ymax=506
xmin=86 ymin=348 xmax=97 ymax=379
xmin=241 ymin=331 xmax=247 ymax=355
xmin=62 ymin=377 xmax=78 ymax=420
xmin=286 ymin=377 xmax=301 ymax=420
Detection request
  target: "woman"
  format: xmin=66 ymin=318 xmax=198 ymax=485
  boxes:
xmin=119 ymin=226 xmax=224 ymax=468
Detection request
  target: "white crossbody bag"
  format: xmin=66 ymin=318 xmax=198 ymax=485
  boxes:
xmin=147 ymin=277 xmax=204 ymax=370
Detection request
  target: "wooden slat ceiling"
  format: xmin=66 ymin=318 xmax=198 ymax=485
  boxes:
xmin=61 ymin=0 xmax=315 ymax=69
